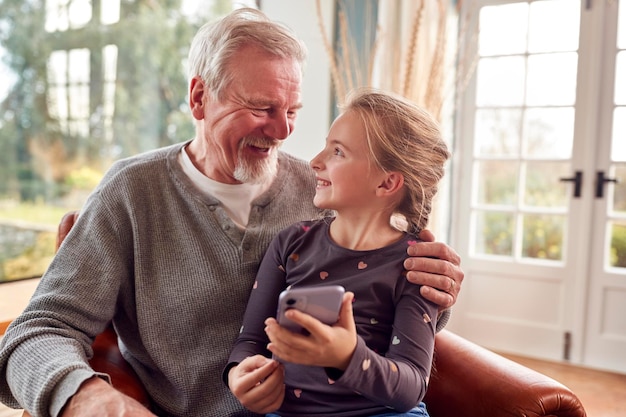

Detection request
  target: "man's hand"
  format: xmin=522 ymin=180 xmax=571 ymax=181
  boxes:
xmin=228 ymin=355 xmax=285 ymax=414
xmin=404 ymin=229 xmax=464 ymax=311
xmin=61 ymin=376 xmax=155 ymax=417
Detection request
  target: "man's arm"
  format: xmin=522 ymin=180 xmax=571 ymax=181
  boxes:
xmin=404 ymin=229 xmax=464 ymax=311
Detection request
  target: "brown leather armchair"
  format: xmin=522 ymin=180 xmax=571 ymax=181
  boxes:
xmin=24 ymin=211 xmax=587 ymax=417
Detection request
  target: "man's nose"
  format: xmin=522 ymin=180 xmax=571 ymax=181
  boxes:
xmin=264 ymin=113 xmax=292 ymax=140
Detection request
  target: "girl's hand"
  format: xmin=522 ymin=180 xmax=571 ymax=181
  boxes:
xmin=228 ymin=355 xmax=285 ymax=414
xmin=265 ymin=291 xmax=357 ymax=370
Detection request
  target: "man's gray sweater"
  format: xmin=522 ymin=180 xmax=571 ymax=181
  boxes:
xmin=0 ymin=142 xmax=322 ymax=417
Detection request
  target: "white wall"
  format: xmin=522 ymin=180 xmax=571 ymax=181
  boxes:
xmin=260 ymin=0 xmax=335 ymax=162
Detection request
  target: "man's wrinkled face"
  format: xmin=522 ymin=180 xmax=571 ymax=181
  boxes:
xmin=193 ymin=45 xmax=303 ymax=184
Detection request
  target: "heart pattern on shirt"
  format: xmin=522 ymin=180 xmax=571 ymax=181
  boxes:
xmin=357 ymin=261 xmax=368 ymax=270
xmin=319 ymin=271 xmax=329 ymax=280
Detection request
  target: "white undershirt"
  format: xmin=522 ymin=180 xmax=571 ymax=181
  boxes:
xmin=178 ymin=146 xmax=271 ymax=228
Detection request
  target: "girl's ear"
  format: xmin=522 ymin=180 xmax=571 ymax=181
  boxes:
xmin=376 ymin=172 xmax=404 ymax=196
xmin=189 ymin=76 xmax=206 ymax=120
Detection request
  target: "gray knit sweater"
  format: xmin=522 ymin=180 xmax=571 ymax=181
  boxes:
xmin=0 ymin=142 xmax=323 ymax=417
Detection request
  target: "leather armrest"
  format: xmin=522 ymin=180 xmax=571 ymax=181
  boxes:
xmin=424 ymin=330 xmax=587 ymax=417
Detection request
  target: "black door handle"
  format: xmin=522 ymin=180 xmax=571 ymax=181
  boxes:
xmin=595 ymin=171 xmax=618 ymax=198
xmin=559 ymin=171 xmax=583 ymax=198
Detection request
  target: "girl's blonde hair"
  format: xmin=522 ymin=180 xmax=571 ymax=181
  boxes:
xmin=342 ymin=88 xmax=450 ymax=234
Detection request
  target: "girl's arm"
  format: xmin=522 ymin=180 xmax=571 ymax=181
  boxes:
xmin=330 ymin=286 xmax=438 ymax=412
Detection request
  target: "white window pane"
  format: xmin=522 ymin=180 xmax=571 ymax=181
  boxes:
xmin=528 ymin=0 xmax=580 ymax=53
xmin=104 ymin=82 xmax=116 ymax=117
xmin=474 ymin=109 xmax=521 ymax=157
xmin=48 ymin=50 xmax=68 ymax=85
xmin=101 ymin=0 xmax=120 ymax=25
xmin=69 ymin=120 xmax=89 ymax=137
xmin=523 ymin=107 xmax=574 ymax=159
xmin=54 ymin=86 xmax=68 ymax=120
xmin=69 ymin=85 xmax=89 ymax=118
xmin=103 ymin=45 xmax=118 ymax=82
xmin=521 ymin=214 xmax=565 ymax=261
xmin=474 ymin=160 xmax=519 ymax=206
xmin=472 ymin=210 xmax=514 ymax=257
xmin=479 ymin=3 xmax=528 ymax=56
xmin=526 ymin=53 xmax=578 ymax=106
xmin=69 ymin=49 xmax=90 ymax=83
xmin=45 ymin=0 xmax=69 ymax=32
xmin=523 ymin=161 xmax=570 ymax=208
xmin=476 ymin=56 xmax=526 ymax=106
xmin=611 ymin=167 xmax=626 ymax=214
xmin=69 ymin=0 xmax=91 ymax=29
xmin=608 ymin=221 xmax=626 ymax=268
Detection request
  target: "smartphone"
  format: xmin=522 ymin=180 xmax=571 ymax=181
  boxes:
xmin=276 ymin=285 xmax=345 ymax=335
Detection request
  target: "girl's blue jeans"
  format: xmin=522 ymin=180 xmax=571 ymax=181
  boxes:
xmin=266 ymin=401 xmax=429 ymax=417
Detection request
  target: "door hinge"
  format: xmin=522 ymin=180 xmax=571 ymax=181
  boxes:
xmin=563 ymin=331 xmax=572 ymax=361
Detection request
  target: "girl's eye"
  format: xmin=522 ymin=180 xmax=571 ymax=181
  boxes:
xmin=333 ymin=147 xmax=344 ymax=157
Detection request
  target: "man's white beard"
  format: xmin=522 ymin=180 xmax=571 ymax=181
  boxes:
xmin=233 ymin=140 xmax=280 ymax=184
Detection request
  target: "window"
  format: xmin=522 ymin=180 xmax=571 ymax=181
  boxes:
xmin=0 ymin=0 xmax=237 ymax=283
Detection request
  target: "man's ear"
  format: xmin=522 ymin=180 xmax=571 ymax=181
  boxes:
xmin=189 ymin=76 xmax=206 ymax=120
xmin=376 ymin=172 xmax=404 ymax=196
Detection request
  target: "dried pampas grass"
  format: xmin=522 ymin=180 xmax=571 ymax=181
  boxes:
xmin=316 ymin=0 xmax=473 ymax=122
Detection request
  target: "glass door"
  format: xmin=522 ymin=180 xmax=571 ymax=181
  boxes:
xmin=583 ymin=0 xmax=626 ymax=372
xmin=451 ymin=0 xmax=626 ymax=372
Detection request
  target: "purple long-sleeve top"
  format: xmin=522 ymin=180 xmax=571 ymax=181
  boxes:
xmin=228 ymin=218 xmax=438 ymax=417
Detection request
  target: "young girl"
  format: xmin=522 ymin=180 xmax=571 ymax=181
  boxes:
xmin=226 ymin=88 xmax=450 ymax=417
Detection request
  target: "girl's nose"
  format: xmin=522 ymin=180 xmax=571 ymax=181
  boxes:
xmin=310 ymin=151 xmax=323 ymax=170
